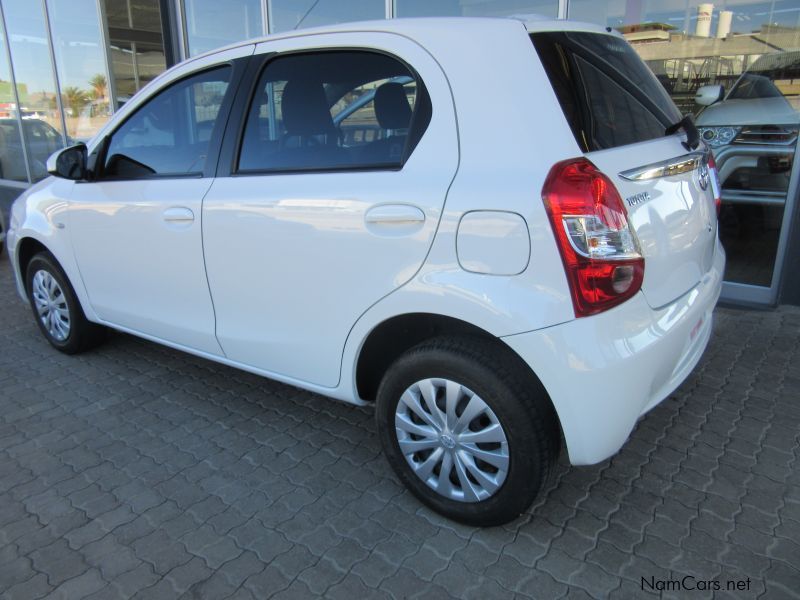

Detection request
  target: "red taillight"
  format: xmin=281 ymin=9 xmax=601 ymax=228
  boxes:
xmin=542 ymin=158 xmax=644 ymax=317
xmin=707 ymin=153 xmax=722 ymax=216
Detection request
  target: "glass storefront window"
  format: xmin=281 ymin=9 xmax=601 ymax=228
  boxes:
xmin=183 ymin=0 xmax=263 ymax=56
xmin=47 ymin=0 xmax=112 ymax=143
xmin=1 ymin=0 xmax=65 ymax=182
xmin=570 ymin=0 xmax=800 ymax=291
xmin=109 ymin=41 xmax=167 ymax=102
xmin=103 ymin=0 xmax=166 ymax=105
xmin=269 ymin=0 xmax=385 ymax=33
xmin=395 ymin=0 xmax=557 ymax=18
xmin=0 ymin=13 xmax=28 ymax=182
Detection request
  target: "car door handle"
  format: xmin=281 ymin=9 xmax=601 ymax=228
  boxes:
xmin=162 ymin=207 xmax=195 ymax=223
xmin=365 ymin=205 xmax=425 ymax=224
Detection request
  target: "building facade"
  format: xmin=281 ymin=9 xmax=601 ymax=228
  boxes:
xmin=1 ymin=0 xmax=798 ymax=305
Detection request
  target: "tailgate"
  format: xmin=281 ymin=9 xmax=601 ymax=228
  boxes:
xmin=588 ymin=137 xmax=718 ymax=308
xmin=530 ymin=29 xmax=719 ymax=309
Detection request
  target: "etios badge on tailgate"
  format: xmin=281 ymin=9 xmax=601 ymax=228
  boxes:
xmin=625 ymin=191 xmax=651 ymax=208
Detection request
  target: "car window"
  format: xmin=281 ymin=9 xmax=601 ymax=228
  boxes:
xmin=334 ymin=78 xmax=417 ymax=153
xmin=237 ymin=51 xmax=429 ymax=173
xmin=26 ymin=121 xmax=57 ymax=143
xmin=0 ymin=123 xmax=21 ymax=146
xmin=531 ymin=32 xmax=682 ymax=152
xmin=103 ymin=66 xmax=231 ymax=179
xmin=573 ymin=56 xmax=668 ymax=150
xmin=728 ymin=54 xmax=800 ymax=101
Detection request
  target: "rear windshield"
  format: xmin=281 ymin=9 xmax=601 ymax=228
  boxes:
xmin=531 ymin=32 xmax=682 ymax=152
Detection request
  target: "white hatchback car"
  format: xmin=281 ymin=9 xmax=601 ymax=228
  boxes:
xmin=6 ymin=17 xmax=724 ymax=525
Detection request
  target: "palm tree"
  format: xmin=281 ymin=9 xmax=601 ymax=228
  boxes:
xmin=88 ymin=74 xmax=107 ymax=101
xmin=61 ymin=86 xmax=89 ymax=116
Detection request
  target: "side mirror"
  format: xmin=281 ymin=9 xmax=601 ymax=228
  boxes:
xmin=46 ymin=144 xmax=87 ymax=180
xmin=695 ymin=85 xmax=724 ymax=106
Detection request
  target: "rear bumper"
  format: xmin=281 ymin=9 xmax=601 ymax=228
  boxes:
xmin=502 ymin=238 xmax=725 ymax=465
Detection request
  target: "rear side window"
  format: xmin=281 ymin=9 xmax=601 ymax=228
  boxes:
xmin=531 ymin=32 xmax=682 ymax=152
xmin=237 ymin=51 xmax=431 ymax=173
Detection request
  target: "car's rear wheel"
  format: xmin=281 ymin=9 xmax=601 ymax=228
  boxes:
xmin=376 ymin=336 xmax=559 ymax=526
xmin=25 ymin=251 xmax=105 ymax=354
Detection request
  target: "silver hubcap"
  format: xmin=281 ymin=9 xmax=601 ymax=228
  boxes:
xmin=394 ymin=378 xmax=509 ymax=503
xmin=31 ymin=269 xmax=71 ymax=342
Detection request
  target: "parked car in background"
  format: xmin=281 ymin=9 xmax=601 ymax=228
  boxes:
xmin=6 ymin=17 xmax=724 ymax=525
xmin=0 ymin=118 xmax=66 ymax=181
xmin=695 ymin=51 xmax=800 ymax=198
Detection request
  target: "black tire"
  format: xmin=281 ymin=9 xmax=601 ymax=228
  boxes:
xmin=25 ymin=251 xmax=106 ymax=354
xmin=376 ymin=336 xmax=559 ymax=526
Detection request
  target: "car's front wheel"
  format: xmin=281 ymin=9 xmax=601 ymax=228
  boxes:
xmin=25 ymin=251 xmax=105 ymax=354
xmin=376 ymin=336 xmax=559 ymax=526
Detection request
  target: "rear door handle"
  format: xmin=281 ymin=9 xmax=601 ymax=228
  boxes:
xmin=162 ymin=207 xmax=195 ymax=223
xmin=365 ymin=205 xmax=425 ymax=224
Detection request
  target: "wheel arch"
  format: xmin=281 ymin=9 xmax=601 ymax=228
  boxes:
xmin=16 ymin=236 xmax=50 ymax=295
xmin=354 ymin=312 xmax=557 ymax=419
xmin=13 ymin=234 xmax=98 ymax=325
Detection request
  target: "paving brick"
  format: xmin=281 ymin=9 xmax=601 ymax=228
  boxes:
xmin=95 ymin=505 xmax=137 ymax=532
xmin=380 ymin=567 xmax=441 ymax=599
xmin=132 ymin=531 xmax=192 ymax=576
xmin=271 ymin=544 xmax=318 ymax=580
xmin=46 ymin=568 xmax=106 ymax=600
xmin=81 ymin=534 xmax=141 ymax=579
xmin=373 ymin=534 xmax=421 ymax=569
xmin=243 ymin=565 xmax=292 ymax=598
xmin=502 ymin=532 xmax=548 ymax=568
xmin=193 ymin=534 xmax=242 ymax=569
xmin=484 ymin=554 xmax=532 ymax=593
xmin=761 ymin=561 xmax=800 ymax=599
xmin=297 ymin=556 xmax=347 ymax=594
xmin=516 ymin=569 xmax=570 ymax=599
xmin=64 ymin=519 xmax=108 ymax=550
xmin=0 ymin=556 xmax=37 ymax=590
xmin=537 ymin=548 xmax=585 ymax=585
xmin=229 ymin=521 xmax=292 ymax=564
xmin=164 ymin=556 xmax=213 ymax=594
xmin=29 ymin=539 xmax=89 ymax=587
xmin=3 ymin=572 xmax=52 ymax=600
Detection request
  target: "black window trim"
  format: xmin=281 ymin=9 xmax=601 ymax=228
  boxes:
xmin=216 ymin=47 xmax=432 ymax=179
xmin=91 ymin=58 xmax=250 ymax=183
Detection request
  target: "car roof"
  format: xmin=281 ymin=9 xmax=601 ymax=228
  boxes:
xmin=187 ymin=16 xmax=616 ymax=64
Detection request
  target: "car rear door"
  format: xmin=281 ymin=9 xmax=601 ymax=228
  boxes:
xmin=532 ymin=30 xmax=719 ymax=309
xmin=202 ymin=33 xmax=458 ymax=387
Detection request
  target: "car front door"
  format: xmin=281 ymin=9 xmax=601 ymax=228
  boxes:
xmin=202 ymin=35 xmax=458 ymax=386
xmin=67 ymin=47 xmax=252 ymax=355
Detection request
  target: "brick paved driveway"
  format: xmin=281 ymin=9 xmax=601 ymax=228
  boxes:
xmin=1 ymin=256 xmax=799 ymax=599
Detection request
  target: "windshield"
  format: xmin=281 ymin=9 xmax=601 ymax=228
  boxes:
xmin=728 ymin=53 xmax=800 ymax=101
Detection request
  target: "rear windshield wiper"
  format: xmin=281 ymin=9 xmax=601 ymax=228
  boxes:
xmin=665 ymin=115 xmax=700 ymax=151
